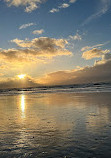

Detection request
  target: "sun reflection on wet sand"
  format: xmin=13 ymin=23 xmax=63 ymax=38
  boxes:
xmin=0 ymin=93 xmax=111 ymax=157
xmin=20 ymin=95 xmax=25 ymax=118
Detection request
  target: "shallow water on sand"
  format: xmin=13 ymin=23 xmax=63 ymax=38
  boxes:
xmin=0 ymin=92 xmax=111 ymax=158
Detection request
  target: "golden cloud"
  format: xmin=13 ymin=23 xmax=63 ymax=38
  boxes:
xmin=82 ymin=48 xmax=110 ymax=60
xmin=0 ymin=37 xmax=72 ymax=63
xmin=11 ymin=37 xmax=68 ymax=49
xmin=0 ymin=75 xmax=39 ymax=89
xmin=0 ymin=55 xmax=111 ymax=89
xmin=5 ymin=0 xmax=47 ymax=12
xmin=38 ymin=56 xmax=111 ymax=85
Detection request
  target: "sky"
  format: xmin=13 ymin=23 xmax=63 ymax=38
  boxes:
xmin=0 ymin=0 xmax=111 ymax=88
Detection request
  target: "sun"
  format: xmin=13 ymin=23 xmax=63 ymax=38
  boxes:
xmin=18 ymin=74 xmax=26 ymax=79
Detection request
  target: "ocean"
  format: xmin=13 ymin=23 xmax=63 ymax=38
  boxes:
xmin=0 ymin=83 xmax=111 ymax=158
xmin=0 ymin=82 xmax=111 ymax=95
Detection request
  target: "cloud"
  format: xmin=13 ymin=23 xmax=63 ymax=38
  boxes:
xmin=19 ymin=23 xmax=34 ymax=29
xmin=81 ymin=41 xmax=110 ymax=51
xmin=59 ymin=3 xmax=70 ymax=9
xmin=102 ymin=53 xmax=111 ymax=60
xmin=5 ymin=0 xmax=47 ymax=12
xmin=82 ymin=0 xmax=111 ymax=26
xmin=0 ymin=37 xmax=72 ymax=64
xmin=81 ymin=44 xmax=104 ymax=52
xmin=69 ymin=0 xmax=77 ymax=3
xmin=0 ymin=73 xmax=4 ymax=77
xmin=1 ymin=51 xmax=111 ymax=88
xmin=69 ymin=33 xmax=82 ymax=41
xmin=50 ymin=8 xmax=59 ymax=13
xmin=11 ymin=37 xmax=69 ymax=49
xmin=38 ymin=53 xmax=111 ymax=85
xmin=32 ymin=29 xmax=44 ymax=35
xmin=82 ymin=48 xmax=110 ymax=60
xmin=0 ymin=75 xmax=40 ymax=89
xmin=49 ymin=0 xmax=77 ymax=13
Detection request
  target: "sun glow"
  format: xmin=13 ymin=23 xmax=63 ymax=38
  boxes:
xmin=18 ymin=74 xmax=26 ymax=79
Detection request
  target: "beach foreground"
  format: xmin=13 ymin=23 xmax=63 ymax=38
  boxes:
xmin=0 ymin=92 xmax=111 ymax=158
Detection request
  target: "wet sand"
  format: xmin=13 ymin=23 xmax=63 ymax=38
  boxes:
xmin=0 ymin=92 xmax=111 ymax=158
